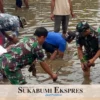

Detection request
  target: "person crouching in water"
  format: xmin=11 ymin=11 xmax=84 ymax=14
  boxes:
xmin=0 ymin=13 xmax=26 ymax=47
xmin=0 ymin=27 xmax=57 ymax=84
xmin=42 ymin=31 xmax=76 ymax=60
xmin=76 ymin=21 xmax=100 ymax=75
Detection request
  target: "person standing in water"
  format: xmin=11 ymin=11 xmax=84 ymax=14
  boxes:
xmin=76 ymin=21 xmax=100 ymax=75
xmin=51 ymin=0 xmax=75 ymax=35
xmin=0 ymin=0 xmax=4 ymax=13
xmin=16 ymin=0 xmax=29 ymax=10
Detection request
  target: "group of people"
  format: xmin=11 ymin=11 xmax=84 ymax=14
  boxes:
xmin=50 ymin=0 xmax=100 ymax=75
xmin=0 ymin=12 xmax=75 ymax=84
xmin=0 ymin=0 xmax=100 ymax=85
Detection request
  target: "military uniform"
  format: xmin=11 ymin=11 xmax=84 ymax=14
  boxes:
xmin=0 ymin=37 xmax=47 ymax=84
xmin=76 ymin=27 xmax=100 ymax=60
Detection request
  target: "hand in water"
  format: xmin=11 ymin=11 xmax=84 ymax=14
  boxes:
xmin=81 ymin=62 xmax=89 ymax=71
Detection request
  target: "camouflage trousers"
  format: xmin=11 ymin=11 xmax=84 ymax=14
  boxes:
xmin=3 ymin=66 xmax=26 ymax=84
xmin=0 ymin=57 xmax=26 ymax=85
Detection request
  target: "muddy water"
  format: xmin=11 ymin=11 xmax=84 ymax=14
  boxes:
xmin=1 ymin=0 xmax=100 ymax=84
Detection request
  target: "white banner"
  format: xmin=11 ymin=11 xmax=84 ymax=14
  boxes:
xmin=0 ymin=85 xmax=100 ymax=99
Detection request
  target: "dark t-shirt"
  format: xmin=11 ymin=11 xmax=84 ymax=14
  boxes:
xmin=76 ymin=27 xmax=100 ymax=54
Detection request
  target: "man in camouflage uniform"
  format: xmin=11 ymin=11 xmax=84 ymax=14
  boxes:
xmin=0 ymin=27 xmax=57 ymax=84
xmin=76 ymin=21 xmax=100 ymax=71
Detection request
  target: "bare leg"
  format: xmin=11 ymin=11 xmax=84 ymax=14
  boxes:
xmin=0 ymin=0 xmax=4 ymax=13
xmin=23 ymin=0 xmax=29 ymax=8
xmin=82 ymin=74 xmax=91 ymax=84
xmin=83 ymin=68 xmax=90 ymax=77
xmin=15 ymin=0 xmax=22 ymax=10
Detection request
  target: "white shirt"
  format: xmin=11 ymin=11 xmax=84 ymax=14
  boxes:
xmin=0 ymin=45 xmax=7 ymax=55
xmin=53 ymin=0 xmax=70 ymax=15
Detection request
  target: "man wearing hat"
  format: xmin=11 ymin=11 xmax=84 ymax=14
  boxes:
xmin=42 ymin=31 xmax=76 ymax=60
xmin=76 ymin=21 xmax=100 ymax=72
xmin=0 ymin=13 xmax=26 ymax=46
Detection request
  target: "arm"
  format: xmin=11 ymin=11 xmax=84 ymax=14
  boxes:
xmin=3 ymin=31 xmax=14 ymax=41
xmin=50 ymin=50 xmax=58 ymax=60
xmin=89 ymin=32 xmax=100 ymax=64
xmin=76 ymin=36 xmax=83 ymax=60
xmin=6 ymin=44 xmax=14 ymax=51
xmin=3 ymin=31 xmax=19 ymax=44
xmin=68 ymin=0 xmax=75 ymax=17
xmin=51 ymin=0 xmax=55 ymax=14
xmin=57 ymin=42 xmax=66 ymax=58
xmin=50 ymin=50 xmax=64 ymax=60
xmin=76 ymin=37 xmax=89 ymax=71
xmin=58 ymin=50 xmax=64 ymax=58
xmin=33 ymin=46 xmax=57 ymax=81
xmin=51 ymin=0 xmax=55 ymax=20
xmin=90 ymin=50 xmax=100 ymax=63
xmin=40 ymin=61 xmax=57 ymax=81
xmin=77 ymin=46 xmax=84 ymax=60
xmin=77 ymin=46 xmax=88 ymax=71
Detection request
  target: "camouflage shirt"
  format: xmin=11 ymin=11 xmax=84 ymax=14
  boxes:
xmin=0 ymin=13 xmax=20 ymax=36
xmin=0 ymin=37 xmax=47 ymax=71
xmin=76 ymin=27 xmax=100 ymax=53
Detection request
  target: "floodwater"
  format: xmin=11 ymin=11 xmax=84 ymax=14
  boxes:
xmin=1 ymin=0 xmax=100 ymax=84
